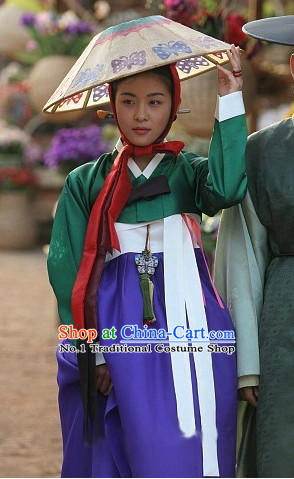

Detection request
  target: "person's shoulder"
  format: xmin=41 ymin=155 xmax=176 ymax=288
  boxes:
xmin=179 ymin=149 xmax=205 ymax=163
xmin=179 ymin=150 xmax=208 ymax=174
xmin=246 ymin=118 xmax=293 ymax=169
xmin=247 ymin=117 xmax=292 ymax=147
xmin=246 ymin=118 xmax=294 ymax=178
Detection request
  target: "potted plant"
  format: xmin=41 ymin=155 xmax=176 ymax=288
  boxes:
xmin=0 ymin=122 xmax=38 ymax=249
xmin=20 ymin=10 xmax=96 ymax=116
xmin=0 ymin=165 xmax=38 ymax=249
xmin=43 ymin=123 xmax=111 ymax=175
xmin=0 ymin=122 xmax=30 ymax=166
xmin=0 ymin=2 xmax=31 ymax=59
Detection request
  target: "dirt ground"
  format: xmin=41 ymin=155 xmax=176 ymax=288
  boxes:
xmin=0 ymin=249 xmax=62 ymax=478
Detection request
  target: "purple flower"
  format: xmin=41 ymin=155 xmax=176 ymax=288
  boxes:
xmin=164 ymin=0 xmax=197 ymax=26
xmin=20 ymin=13 xmax=36 ymax=27
xmin=43 ymin=125 xmax=110 ymax=168
xmin=64 ymin=20 xmax=95 ymax=35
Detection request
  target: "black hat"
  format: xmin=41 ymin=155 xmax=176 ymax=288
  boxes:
xmin=242 ymin=16 xmax=294 ymax=46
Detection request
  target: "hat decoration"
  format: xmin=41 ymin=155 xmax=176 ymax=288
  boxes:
xmin=43 ymin=15 xmax=231 ymax=115
xmin=242 ymin=15 xmax=294 ymax=46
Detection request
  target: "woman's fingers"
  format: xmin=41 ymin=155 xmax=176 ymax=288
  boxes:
xmin=100 ymin=374 xmax=112 ymax=395
xmin=96 ymin=369 xmax=104 ymax=390
xmin=217 ymin=64 xmax=233 ymax=78
xmin=105 ymin=383 xmax=113 ymax=396
xmin=217 ymin=44 xmax=243 ymax=96
xmin=227 ymin=45 xmax=241 ymax=71
xmin=96 ymin=363 xmax=112 ymax=395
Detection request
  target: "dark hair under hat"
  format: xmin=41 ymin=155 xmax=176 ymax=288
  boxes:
xmin=242 ymin=15 xmax=294 ymax=46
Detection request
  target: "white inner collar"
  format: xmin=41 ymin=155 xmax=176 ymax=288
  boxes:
xmin=114 ymin=138 xmax=166 ymax=179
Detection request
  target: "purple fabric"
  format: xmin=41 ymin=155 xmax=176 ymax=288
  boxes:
xmin=57 ymin=250 xmax=237 ymax=478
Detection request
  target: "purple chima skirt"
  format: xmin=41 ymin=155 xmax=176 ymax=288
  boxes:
xmin=57 ymin=250 xmax=237 ymax=478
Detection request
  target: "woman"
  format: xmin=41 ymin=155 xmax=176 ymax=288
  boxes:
xmin=47 ymin=15 xmax=247 ymax=478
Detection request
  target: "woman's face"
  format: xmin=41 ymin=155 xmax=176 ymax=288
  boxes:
xmin=114 ymin=72 xmax=172 ymax=146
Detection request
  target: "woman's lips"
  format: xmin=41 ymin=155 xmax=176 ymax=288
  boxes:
xmin=132 ymin=128 xmax=151 ymax=135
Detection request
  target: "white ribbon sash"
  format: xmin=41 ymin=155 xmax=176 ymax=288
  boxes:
xmin=174 ymin=215 xmax=219 ymax=476
xmin=163 ymin=215 xmax=197 ymax=438
xmin=110 ymin=214 xmax=219 ymax=476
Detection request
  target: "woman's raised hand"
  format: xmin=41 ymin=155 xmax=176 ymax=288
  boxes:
xmin=217 ymin=44 xmax=243 ymax=96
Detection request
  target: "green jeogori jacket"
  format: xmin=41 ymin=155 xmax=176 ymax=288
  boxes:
xmin=48 ymin=115 xmax=247 ymax=329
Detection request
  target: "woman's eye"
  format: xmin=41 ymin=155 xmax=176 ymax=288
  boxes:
xmin=123 ymin=99 xmax=134 ymax=105
xmin=150 ymin=100 xmax=161 ymax=105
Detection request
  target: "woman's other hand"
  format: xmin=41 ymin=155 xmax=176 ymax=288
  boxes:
xmin=217 ymin=44 xmax=243 ymax=96
xmin=96 ymin=364 xmax=113 ymax=396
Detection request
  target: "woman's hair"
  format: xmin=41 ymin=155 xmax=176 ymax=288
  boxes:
xmin=111 ymin=65 xmax=174 ymax=99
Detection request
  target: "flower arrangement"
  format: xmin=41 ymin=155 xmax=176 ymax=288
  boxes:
xmin=20 ymin=10 xmax=96 ymax=62
xmin=0 ymin=122 xmax=30 ymax=158
xmin=43 ymin=124 xmax=110 ymax=172
xmin=0 ymin=81 xmax=34 ymax=127
xmin=0 ymin=167 xmax=37 ymax=191
xmin=0 ymin=122 xmax=37 ymax=190
xmin=163 ymin=0 xmax=248 ymax=48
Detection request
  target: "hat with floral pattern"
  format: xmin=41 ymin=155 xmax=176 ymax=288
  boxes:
xmin=43 ymin=15 xmax=231 ymax=114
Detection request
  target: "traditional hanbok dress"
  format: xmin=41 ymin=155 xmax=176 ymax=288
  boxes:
xmin=48 ymin=92 xmax=247 ymax=478
xmin=214 ymin=116 xmax=294 ymax=477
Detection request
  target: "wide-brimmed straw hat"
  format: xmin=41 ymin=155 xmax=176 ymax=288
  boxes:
xmin=43 ymin=15 xmax=231 ymax=115
xmin=242 ymin=15 xmax=294 ymax=46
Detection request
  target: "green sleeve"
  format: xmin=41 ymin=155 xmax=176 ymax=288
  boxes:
xmin=47 ymin=173 xmax=90 ymax=327
xmin=47 ymin=153 xmax=112 ymax=328
xmin=189 ymin=115 xmax=248 ymax=216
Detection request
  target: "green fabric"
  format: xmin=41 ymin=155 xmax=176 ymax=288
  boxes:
xmin=48 ymin=114 xmax=247 ymax=334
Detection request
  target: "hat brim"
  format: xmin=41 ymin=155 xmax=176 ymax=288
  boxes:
xmin=242 ymin=16 xmax=294 ymax=46
xmin=42 ymin=15 xmax=231 ymax=114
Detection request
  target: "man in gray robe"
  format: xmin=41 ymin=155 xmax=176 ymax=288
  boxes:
xmin=214 ymin=15 xmax=294 ymax=478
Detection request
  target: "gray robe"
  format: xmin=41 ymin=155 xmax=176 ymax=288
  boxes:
xmin=214 ymin=116 xmax=294 ymax=477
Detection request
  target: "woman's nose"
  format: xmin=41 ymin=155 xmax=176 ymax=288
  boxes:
xmin=134 ymin=103 xmax=148 ymax=121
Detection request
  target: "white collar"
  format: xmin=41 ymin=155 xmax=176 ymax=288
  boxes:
xmin=114 ymin=138 xmax=166 ymax=179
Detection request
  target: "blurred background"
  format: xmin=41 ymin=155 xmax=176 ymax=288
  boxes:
xmin=0 ymin=0 xmax=293 ymax=477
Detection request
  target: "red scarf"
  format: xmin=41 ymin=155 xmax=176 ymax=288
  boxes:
xmin=71 ymin=64 xmax=184 ymax=332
